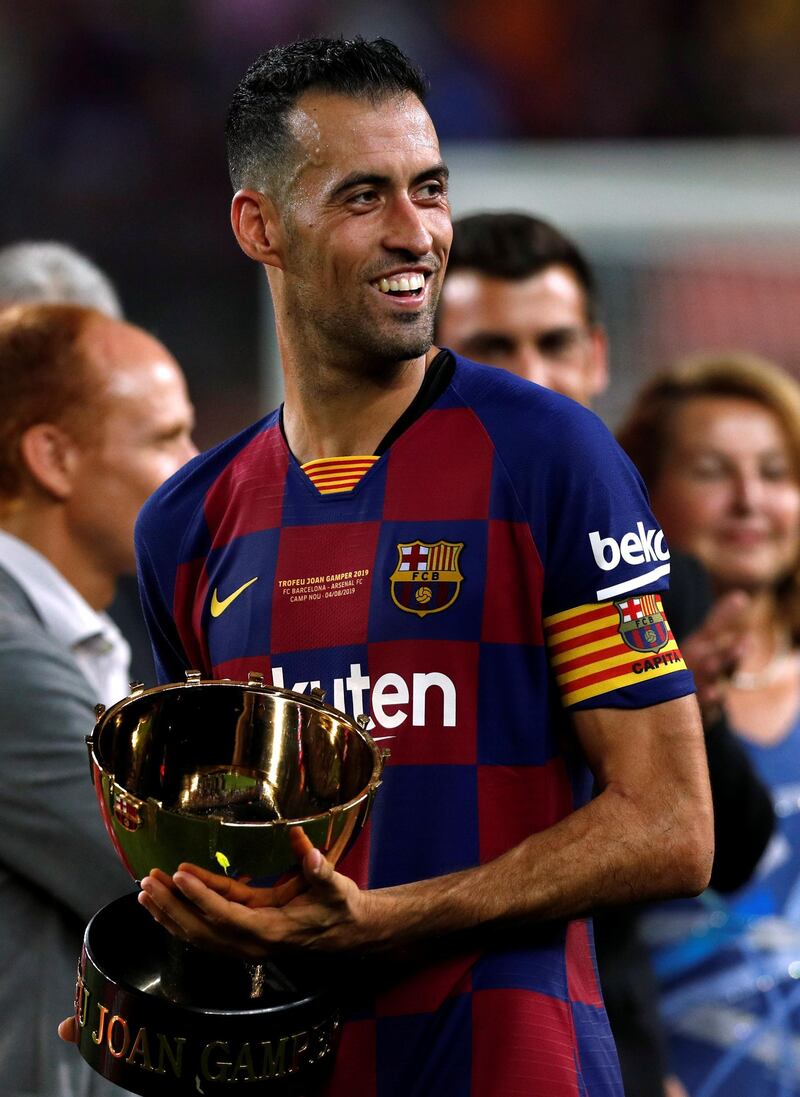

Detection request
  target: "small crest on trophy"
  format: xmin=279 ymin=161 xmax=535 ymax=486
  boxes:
xmin=112 ymin=788 xmax=143 ymax=832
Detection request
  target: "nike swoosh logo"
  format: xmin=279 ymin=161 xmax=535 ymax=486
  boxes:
xmin=210 ymin=577 xmax=259 ymax=618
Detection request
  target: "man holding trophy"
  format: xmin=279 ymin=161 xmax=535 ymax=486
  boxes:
xmin=65 ymin=36 xmax=713 ymax=1097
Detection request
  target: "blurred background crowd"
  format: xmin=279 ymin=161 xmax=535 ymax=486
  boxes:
xmin=2 ymin=0 xmax=800 ymax=436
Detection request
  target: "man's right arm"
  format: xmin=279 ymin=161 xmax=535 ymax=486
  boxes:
xmin=135 ymin=691 xmax=712 ymax=961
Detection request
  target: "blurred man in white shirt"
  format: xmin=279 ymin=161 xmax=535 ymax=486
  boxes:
xmin=0 ymin=302 xmax=195 ymax=1096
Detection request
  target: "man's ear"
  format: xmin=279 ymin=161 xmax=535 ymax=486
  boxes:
xmin=231 ymin=189 xmax=285 ymax=269
xmin=18 ymin=423 xmax=79 ymax=501
xmin=588 ymin=325 xmax=610 ymax=399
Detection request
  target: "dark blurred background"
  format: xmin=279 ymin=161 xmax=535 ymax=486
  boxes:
xmin=2 ymin=0 xmax=800 ymax=436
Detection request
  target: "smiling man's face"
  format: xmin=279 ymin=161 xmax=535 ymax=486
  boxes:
xmin=275 ymin=90 xmax=452 ymax=369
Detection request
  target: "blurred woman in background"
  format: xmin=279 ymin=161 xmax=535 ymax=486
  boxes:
xmin=618 ymin=352 xmax=800 ymax=1097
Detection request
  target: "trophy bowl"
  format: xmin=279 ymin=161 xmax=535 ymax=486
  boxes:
xmin=88 ymin=671 xmax=385 ymax=885
xmin=74 ymin=673 xmax=386 ymax=1096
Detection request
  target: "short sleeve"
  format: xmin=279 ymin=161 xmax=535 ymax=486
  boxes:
xmin=134 ymin=492 xmax=198 ymax=685
xmin=539 ymin=408 xmax=694 ymax=710
xmin=135 ymin=525 xmax=189 ymax=685
xmin=542 ymin=412 xmax=671 ymax=614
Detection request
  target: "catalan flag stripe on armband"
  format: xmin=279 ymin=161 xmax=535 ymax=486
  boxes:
xmin=543 ymin=593 xmax=686 ymax=706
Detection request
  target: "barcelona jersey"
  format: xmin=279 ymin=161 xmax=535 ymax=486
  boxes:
xmin=136 ymin=353 xmax=693 ymax=1097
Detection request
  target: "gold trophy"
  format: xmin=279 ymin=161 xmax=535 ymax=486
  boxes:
xmin=74 ymin=671 xmax=385 ymax=1095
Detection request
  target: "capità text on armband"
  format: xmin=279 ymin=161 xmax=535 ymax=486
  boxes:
xmin=632 ymin=650 xmax=683 ymax=674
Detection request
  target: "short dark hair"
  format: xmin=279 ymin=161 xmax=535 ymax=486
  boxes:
xmin=447 ymin=212 xmax=599 ymax=324
xmin=226 ymin=37 xmax=428 ymax=198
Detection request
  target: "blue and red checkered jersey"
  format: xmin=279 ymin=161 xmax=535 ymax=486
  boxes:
xmin=136 ymin=353 xmax=693 ymax=1097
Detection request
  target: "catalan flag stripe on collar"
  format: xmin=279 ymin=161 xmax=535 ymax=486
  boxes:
xmin=301 ymin=455 xmax=379 ymax=494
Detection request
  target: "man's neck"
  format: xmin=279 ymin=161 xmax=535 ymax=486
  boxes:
xmin=0 ymin=509 xmax=116 ymax=611
xmin=280 ymin=343 xmax=440 ymax=464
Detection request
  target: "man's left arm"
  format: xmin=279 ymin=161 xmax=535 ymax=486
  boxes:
xmin=137 ymin=693 xmax=713 ymax=958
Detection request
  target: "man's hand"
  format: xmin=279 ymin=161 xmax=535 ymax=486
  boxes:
xmin=680 ymin=590 xmax=750 ymax=717
xmin=138 ymin=830 xmax=384 ymax=961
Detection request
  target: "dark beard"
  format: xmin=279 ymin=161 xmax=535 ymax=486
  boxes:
xmin=292 ymin=289 xmax=437 ymax=370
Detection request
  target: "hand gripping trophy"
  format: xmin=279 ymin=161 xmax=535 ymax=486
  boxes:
xmin=73 ymin=671 xmax=386 ymax=1096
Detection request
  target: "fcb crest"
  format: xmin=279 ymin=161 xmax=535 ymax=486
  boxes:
xmin=390 ymin=540 xmax=464 ymax=618
xmin=112 ymin=788 xmax=143 ymax=832
xmin=615 ymin=594 xmax=669 ymax=653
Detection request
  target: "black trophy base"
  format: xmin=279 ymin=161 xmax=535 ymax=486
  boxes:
xmin=76 ymin=894 xmax=340 ymax=1096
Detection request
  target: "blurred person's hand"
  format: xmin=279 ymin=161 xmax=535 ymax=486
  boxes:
xmin=58 ymin=1017 xmax=77 ymax=1043
xmin=680 ymin=590 xmax=750 ymax=719
xmin=664 ymin=1074 xmax=690 ymax=1097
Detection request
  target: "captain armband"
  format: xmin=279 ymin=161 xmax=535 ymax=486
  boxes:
xmin=544 ymin=593 xmax=686 ymax=707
